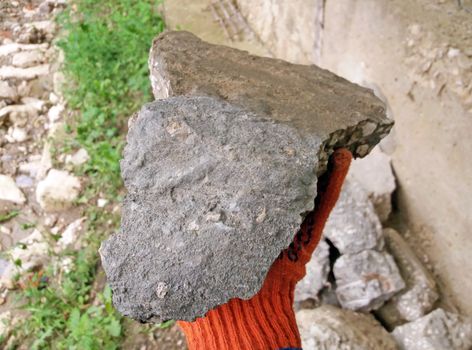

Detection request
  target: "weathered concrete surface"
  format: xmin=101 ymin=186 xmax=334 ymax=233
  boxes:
xmin=149 ymin=31 xmax=393 ymax=171
xmin=100 ymin=32 xmax=392 ymax=322
xmin=377 ymin=228 xmax=439 ymax=328
xmin=323 ymin=178 xmax=384 ymax=254
xmin=296 ymin=305 xmax=398 ymax=350
xmin=334 ymin=249 xmax=405 ymax=311
xmin=392 ymin=308 xmax=472 ymax=350
xmin=295 ymin=239 xmax=330 ymax=302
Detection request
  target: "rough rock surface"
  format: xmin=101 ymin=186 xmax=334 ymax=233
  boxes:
xmin=323 ymin=179 xmax=384 ymax=254
xmin=392 ymin=308 xmax=472 ymax=350
xmin=295 ymin=239 xmax=330 ymax=302
xmin=35 ymin=169 xmax=81 ymax=212
xmin=377 ymin=228 xmax=439 ymax=328
xmin=0 ymin=174 xmax=26 ymax=204
xmin=296 ymin=305 xmax=398 ymax=350
xmin=334 ymin=249 xmax=405 ymax=311
xmin=348 ymin=146 xmax=395 ymax=222
xmin=149 ymin=31 xmax=393 ymax=173
xmin=101 ymin=32 xmax=393 ymax=323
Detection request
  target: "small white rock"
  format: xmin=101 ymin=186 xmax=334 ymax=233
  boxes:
xmin=0 ymin=174 xmax=26 ymax=204
xmin=0 ymin=64 xmax=49 ymax=80
xmin=97 ymin=198 xmax=108 ymax=208
xmin=49 ymin=92 xmax=59 ymax=104
xmin=57 ymin=217 xmax=86 ymax=250
xmin=21 ymin=96 xmax=46 ymax=111
xmin=0 ymin=81 xmax=17 ymax=100
xmin=47 ymin=104 xmax=64 ymax=122
xmin=11 ymin=50 xmax=44 ymax=68
xmin=6 ymin=126 xmax=28 ymax=143
xmin=65 ymin=148 xmax=90 ymax=166
xmin=36 ymin=169 xmax=81 ymax=212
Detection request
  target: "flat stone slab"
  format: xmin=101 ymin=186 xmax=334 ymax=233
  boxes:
xmin=100 ymin=32 xmax=393 ymax=323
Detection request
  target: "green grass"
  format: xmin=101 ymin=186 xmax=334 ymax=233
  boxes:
xmin=5 ymin=0 xmax=165 ymax=348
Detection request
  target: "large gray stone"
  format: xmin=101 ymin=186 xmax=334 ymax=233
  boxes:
xmin=149 ymin=31 xmax=393 ymax=172
xmin=296 ymin=305 xmax=398 ymax=350
xmin=334 ymin=249 xmax=405 ymax=311
xmin=392 ymin=308 xmax=472 ymax=350
xmin=377 ymin=228 xmax=439 ymax=328
xmin=323 ymin=178 xmax=384 ymax=254
xmin=101 ymin=32 xmax=393 ymax=323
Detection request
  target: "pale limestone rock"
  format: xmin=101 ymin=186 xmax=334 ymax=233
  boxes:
xmin=36 ymin=169 xmax=81 ymax=212
xmin=392 ymin=309 xmax=472 ymax=350
xmin=21 ymin=96 xmax=47 ymax=111
xmin=47 ymin=104 xmax=64 ymax=122
xmin=334 ymin=249 xmax=405 ymax=311
xmin=296 ymin=305 xmax=398 ymax=350
xmin=348 ymin=146 xmax=395 ymax=222
xmin=0 ymin=174 xmax=26 ymax=204
xmin=65 ymin=148 xmax=90 ymax=166
xmin=295 ymin=239 xmax=331 ymax=302
xmin=11 ymin=50 xmax=44 ymax=67
xmin=97 ymin=198 xmax=108 ymax=208
xmin=57 ymin=217 xmax=86 ymax=251
xmin=36 ymin=142 xmax=52 ymax=180
xmin=0 ymin=81 xmax=17 ymax=101
xmin=377 ymin=228 xmax=439 ymax=328
xmin=0 ymin=64 xmax=49 ymax=80
xmin=6 ymin=126 xmax=28 ymax=143
xmin=0 ymin=104 xmax=37 ymax=126
xmin=323 ymin=179 xmax=384 ymax=254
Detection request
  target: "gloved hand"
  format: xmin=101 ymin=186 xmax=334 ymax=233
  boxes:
xmin=178 ymin=148 xmax=352 ymax=350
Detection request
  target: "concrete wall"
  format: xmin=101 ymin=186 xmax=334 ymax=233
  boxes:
xmin=236 ymin=0 xmax=472 ymax=315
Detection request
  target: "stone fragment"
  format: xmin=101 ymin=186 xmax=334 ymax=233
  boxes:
xmin=0 ymin=64 xmax=49 ymax=80
xmin=323 ymin=179 xmax=384 ymax=254
xmin=0 ymin=174 xmax=26 ymax=204
xmin=334 ymin=249 xmax=405 ymax=311
xmin=47 ymin=104 xmax=64 ymax=122
xmin=57 ymin=217 xmax=86 ymax=251
xmin=65 ymin=148 xmax=90 ymax=166
xmin=36 ymin=142 xmax=52 ymax=180
xmin=101 ymin=32 xmax=393 ymax=323
xmin=21 ymin=96 xmax=47 ymax=111
xmin=36 ymin=169 xmax=81 ymax=212
xmin=6 ymin=127 xmax=28 ymax=143
xmin=296 ymin=305 xmax=397 ymax=350
xmin=11 ymin=50 xmax=44 ymax=67
xmin=15 ymin=175 xmax=34 ymax=188
xmin=0 ymin=81 xmax=17 ymax=101
xmin=392 ymin=309 xmax=472 ymax=350
xmin=348 ymin=146 xmax=396 ymax=222
xmin=377 ymin=228 xmax=439 ymax=328
xmin=0 ymin=230 xmax=49 ymax=289
xmin=295 ymin=239 xmax=330 ymax=302
xmin=0 ymin=104 xmax=37 ymax=126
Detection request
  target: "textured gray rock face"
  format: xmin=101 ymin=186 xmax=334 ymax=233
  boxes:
xmin=296 ymin=305 xmax=398 ymax=350
xmin=333 ymin=249 xmax=405 ymax=311
xmin=323 ymin=179 xmax=384 ymax=254
xmin=101 ymin=31 xmax=393 ymax=323
xmin=377 ymin=228 xmax=439 ymax=328
xmin=392 ymin=309 xmax=472 ymax=350
xmin=148 ymin=31 xmax=393 ymax=174
xmin=295 ymin=239 xmax=330 ymax=303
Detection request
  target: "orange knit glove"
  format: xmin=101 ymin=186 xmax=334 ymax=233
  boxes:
xmin=178 ymin=148 xmax=352 ymax=350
